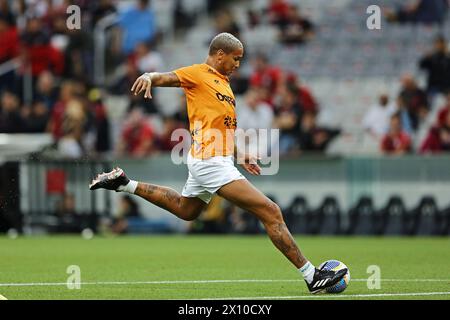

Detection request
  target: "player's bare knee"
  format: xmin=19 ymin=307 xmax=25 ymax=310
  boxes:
xmin=262 ymin=200 xmax=284 ymax=225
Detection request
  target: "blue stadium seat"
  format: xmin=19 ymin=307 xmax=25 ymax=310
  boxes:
xmin=375 ymin=196 xmax=407 ymax=235
xmin=308 ymin=196 xmax=341 ymax=235
xmin=347 ymin=196 xmax=375 ymax=235
xmin=441 ymin=206 xmax=450 ymax=236
xmin=284 ymin=196 xmax=310 ymax=234
xmin=408 ymin=196 xmax=440 ymax=235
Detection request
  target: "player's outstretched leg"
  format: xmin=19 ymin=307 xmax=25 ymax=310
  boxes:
xmin=89 ymin=167 xmax=206 ymax=221
xmin=217 ymin=179 xmax=347 ymax=294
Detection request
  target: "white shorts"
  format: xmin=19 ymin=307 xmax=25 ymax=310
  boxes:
xmin=181 ymin=153 xmax=246 ymax=204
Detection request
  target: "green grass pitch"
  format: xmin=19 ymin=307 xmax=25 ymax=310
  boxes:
xmin=0 ymin=235 xmax=449 ymax=300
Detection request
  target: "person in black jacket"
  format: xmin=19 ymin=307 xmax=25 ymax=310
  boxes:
xmin=0 ymin=90 xmax=26 ymax=133
xmin=419 ymin=35 xmax=450 ymax=99
xmin=386 ymin=0 xmax=448 ymax=25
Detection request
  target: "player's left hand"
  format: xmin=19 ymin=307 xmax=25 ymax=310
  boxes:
xmin=239 ymin=154 xmax=261 ymax=176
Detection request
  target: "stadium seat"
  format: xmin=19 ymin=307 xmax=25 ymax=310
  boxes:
xmin=347 ymin=196 xmax=375 ymax=235
xmin=375 ymin=196 xmax=407 ymax=235
xmin=407 ymin=196 xmax=440 ymax=235
xmin=433 ymin=204 xmax=450 ymax=236
xmin=284 ymin=196 xmax=310 ymax=234
xmin=309 ymin=196 xmax=341 ymax=235
xmin=442 ymin=206 xmax=450 ymax=235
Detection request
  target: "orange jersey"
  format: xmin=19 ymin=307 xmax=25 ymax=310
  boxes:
xmin=173 ymin=63 xmax=237 ymax=159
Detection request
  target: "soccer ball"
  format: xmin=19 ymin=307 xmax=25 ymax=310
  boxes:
xmin=319 ymin=260 xmax=350 ymax=293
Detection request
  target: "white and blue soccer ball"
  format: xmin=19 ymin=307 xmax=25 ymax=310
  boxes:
xmin=319 ymin=260 xmax=350 ymax=293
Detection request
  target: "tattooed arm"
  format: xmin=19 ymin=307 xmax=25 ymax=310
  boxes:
xmin=131 ymin=72 xmax=181 ymax=99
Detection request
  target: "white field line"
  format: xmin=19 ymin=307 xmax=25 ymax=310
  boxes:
xmin=0 ymin=278 xmax=448 ymax=287
xmin=199 ymin=291 xmax=450 ymax=300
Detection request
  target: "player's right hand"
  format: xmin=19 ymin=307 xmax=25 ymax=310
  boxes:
xmin=131 ymin=73 xmax=153 ymax=99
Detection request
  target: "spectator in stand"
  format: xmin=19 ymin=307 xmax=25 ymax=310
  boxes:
xmin=250 ymin=53 xmax=282 ymax=106
xmin=47 ymin=80 xmax=76 ymax=140
xmin=229 ymin=69 xmax=249 ymax=95
xmin=247 ymin=8 xmax=261 ymax=29
xmin=273 ymin=84 xmax=302 ymax=155
xmin=19 ymin=15 xmax=64 ymax=78
xmin=21 ymin=100 xmax=49 ymax=133
xmin=286 ymin=73 xmax=319 ymax=114
xmin=156 ymin=94 xmax=189 ymax=152
xmin=237 ymin=87 xmax=274 ymax=157
xmin=113 ymin=42 xmax=161 ymax=114
xmin=398 ymin=74 xmax=429 ymax=131
xmin=45 ymin=1 xmax=69 ymax=38
xmin=157 ymin=115 xmax=186 ymax=153
xmin=63 ymin=18 xmax=94 ymax=83
xmin=420 ymin=112 xmax=450 ymax=154
xmin=111 ymin=195 xmax=142 ymax=235
xmin=267 ymin=0 xmax=290 ymax=28
xmin=0 ymin=13 xmax=19 ymax=90
xmin=298 ymin=111 xmax=340 ymax=153
xmin=9 ymin=1 xmax=25 ymax=33
xmin=0 ymin=12 xmax=19 ymax=62
xmin=238 ymin=87 xmax=274 ymax=131
xmin=88 ymin=88 xmax=111 ymax=155
xmin=385 ymin=0 xmax=448 ymax=25
xmin=436 ymin=90 xmax=450 ymax=127
xmin=381 ymin=112 xmax=412 ymax=155
xmin=117 ymin=107 xmax=156 ymax=158
xmin=419 ymin=35 xmax=450 ymax=99
xmin=0 ymin=11 xmax=18 ymax=47
xmin=213 ymin=8 xmax=241 ymax=39
xmin=129 ymin=42 xmax=163 ymax=74
xmin=173 ymin=0 xmax=197 ymax=35
xmin=395 ymin=96 xmax=414 ymax=135
xmin=0 ymin=90 xmax=25 ymax=133
xmin=91 ymin=0 xmax=117 ymax=27
xmin=57 ymin=99 xmax=88 ymax=159
xmin=34 ymin=71 xmax=58 ymax=111
xmin=0 ymin=0 xmax=15 ymax=25
xmin=115 ymin=0 xmax=157 ymax=56
xmin=54 ymin=192 xmax=81 ymax=233
xmin=172 ymin=93 xmax=189 ymax=129
xmin=278 ymin=4 xmax=315 ymax=45
xmin=362 ymin=93 xmax=396 ymax=138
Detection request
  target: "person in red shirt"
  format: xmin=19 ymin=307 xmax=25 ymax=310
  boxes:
xmin=286 ymin=73 xmax=319 ymax=113
xmin=117 ymin=107 xmax=155 ymax=158
xmin=267 ymin=0 xmax=290 ymax=27
xmin=278 ymin=4 xmax=315 ymax=45
xmin=436 ymin=90 xmax=450 ymax=127
xmin=19 ymin=16 xmax=64 ymax=77
xmin=47 ymin=80 xmax=76 ymax=140
xmin=421 ymin=111 xmax=450 ymax=153
xmin=0 ymin=14 xmax=19 ymax=90
xmin=0 ymin=15 xmax=19 ymax=64
xmin=381 ymin=112 xmax=412 ymax=155
xmin=249 ymin=53 xmax=282 ymax=106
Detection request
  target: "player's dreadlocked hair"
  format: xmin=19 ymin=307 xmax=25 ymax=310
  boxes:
xmin=208 ymin=32 xmax=243 ymax=56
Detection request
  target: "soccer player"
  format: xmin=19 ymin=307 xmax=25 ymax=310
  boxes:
xmin=89 ymin=33 xmax=346 ymax=293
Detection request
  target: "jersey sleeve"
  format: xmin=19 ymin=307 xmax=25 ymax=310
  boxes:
xmin=172 ymin=64 xmax=201 ymax=88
